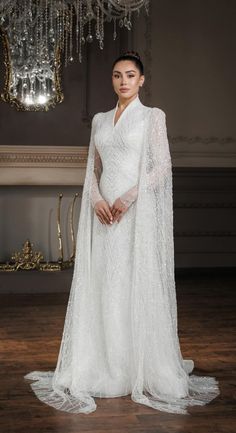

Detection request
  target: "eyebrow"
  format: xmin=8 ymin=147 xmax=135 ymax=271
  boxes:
xmin=113 ymin=70 xmax=137 ymax=73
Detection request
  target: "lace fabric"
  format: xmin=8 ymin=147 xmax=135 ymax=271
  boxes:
xmin=119 ymin=108 xmax=170 ymax=206
xmin=91 ymin=145 xmax=104 ymax=208
xmin=91 ymin=142 xmax=138 ymax=210
xmin=24 ymin=96 xmax=220 ymax=415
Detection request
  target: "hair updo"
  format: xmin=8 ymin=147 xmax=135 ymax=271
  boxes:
xmin=112 ymin=50 xmax=144 ymax=76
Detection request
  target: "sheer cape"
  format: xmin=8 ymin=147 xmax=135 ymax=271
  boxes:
xmin=24 ymin=104 xmax=220 ymax=415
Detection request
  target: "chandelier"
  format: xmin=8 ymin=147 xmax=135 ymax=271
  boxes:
xmin=0 ymin=1 xmax=150 ymax=64
xmin=0 ymin=1 xmax=149 ymax=110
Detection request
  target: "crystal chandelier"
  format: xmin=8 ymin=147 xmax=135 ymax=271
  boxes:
xmin=0 ymin=1 xmax=150 ymax=64
xmin=0 ymin=1 xmax=149 ymax=110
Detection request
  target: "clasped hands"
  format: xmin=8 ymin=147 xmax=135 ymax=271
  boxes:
xmin=94 ymin=197 xmax=128 ymax=225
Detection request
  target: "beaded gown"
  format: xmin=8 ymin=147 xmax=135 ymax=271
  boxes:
xmin=24 ymin=95 xmax=220 ymax=415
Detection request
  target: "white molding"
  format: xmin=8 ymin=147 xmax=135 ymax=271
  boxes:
xmin=0 ymin=145 xmax=88 ymax=185
xmin=171 ymin=139 xmax=236 ymax=167
xmin=0 ymin=143 xmax=236 ymax=185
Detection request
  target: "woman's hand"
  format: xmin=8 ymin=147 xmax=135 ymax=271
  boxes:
xmin=94 ymin=200 xmax=113 ymax=225
xmin=110 ymin=198 xmax=129 ymax=223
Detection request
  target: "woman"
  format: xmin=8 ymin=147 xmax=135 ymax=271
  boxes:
xmin=24 ymin=51 xmax=220 ymax=415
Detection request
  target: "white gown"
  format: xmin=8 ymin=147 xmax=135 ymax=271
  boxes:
xmin=24 ymin=95 xmax=220 ymax=414
xmin=88 ymin=96 xmax=144 ymax=396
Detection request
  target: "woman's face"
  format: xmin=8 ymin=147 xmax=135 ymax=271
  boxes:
xmin=112 ymin=60 xmax=145 ymax=100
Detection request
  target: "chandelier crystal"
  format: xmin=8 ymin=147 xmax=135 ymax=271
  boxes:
xmin=0 ymin=1 xmax=149 ymax=110
xmin=0 ymin=0 xmax=150 ymax=64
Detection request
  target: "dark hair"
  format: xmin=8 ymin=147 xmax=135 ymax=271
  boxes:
xmin=112 ymin=50 xmax=144 ymax=76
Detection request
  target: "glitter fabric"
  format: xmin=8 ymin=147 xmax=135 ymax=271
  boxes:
xmin=24 ymin=95 xmax=220 ymax=414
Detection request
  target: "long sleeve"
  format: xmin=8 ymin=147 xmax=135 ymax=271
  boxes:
xmin=119 ymin=184 xmax=138 ymax=208
xmin=119 ymin=109 xmax=171 ymax=208
xmin=146 ymin=108 xmax=171 ymax=190
xmin=91 ymin=145 xmax=104 ymax=208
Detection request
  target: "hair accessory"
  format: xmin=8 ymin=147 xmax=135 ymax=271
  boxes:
xmin=123 ymin=50 xmax=141 ymax=61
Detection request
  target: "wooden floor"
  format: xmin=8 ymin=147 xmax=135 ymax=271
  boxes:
xmin=0 ymin=269 xmax=235 ymax=433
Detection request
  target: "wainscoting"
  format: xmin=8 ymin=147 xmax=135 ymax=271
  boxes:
xmin=0 ymin=167 xmax=235 ymax=291
xmin=173 ymin=167 xmax=236 ymax=268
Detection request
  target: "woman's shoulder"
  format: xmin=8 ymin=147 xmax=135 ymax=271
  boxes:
xmin=91 ymin=109 xmax=111 ymax=124
xmin=139 ymin=102 xmax=166 ymax=119
xmin=150 ymin=106 xmax=166 ymax=118
xmin=140 ymin=106 xmax=167 ymax=126
xmin=92 ymin=112 xmax=102 ymax=122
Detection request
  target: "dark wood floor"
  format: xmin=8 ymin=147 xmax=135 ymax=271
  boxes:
xmin=0 ymin=269 xmax=235 ymax=433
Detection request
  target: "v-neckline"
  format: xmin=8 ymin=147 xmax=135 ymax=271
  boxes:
xmin=112 ymin=95 xmax=140 ymax=128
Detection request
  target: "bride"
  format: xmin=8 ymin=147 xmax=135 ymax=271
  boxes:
xmin=24 ymin=50 xmax=220 ymax=415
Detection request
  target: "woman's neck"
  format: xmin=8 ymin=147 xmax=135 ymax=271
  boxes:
xmin=117 ymin=93 xmax=139 ymax=111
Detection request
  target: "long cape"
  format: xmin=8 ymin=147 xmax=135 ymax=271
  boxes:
xmin=24 ymin=105 xmax=220 ymax=414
